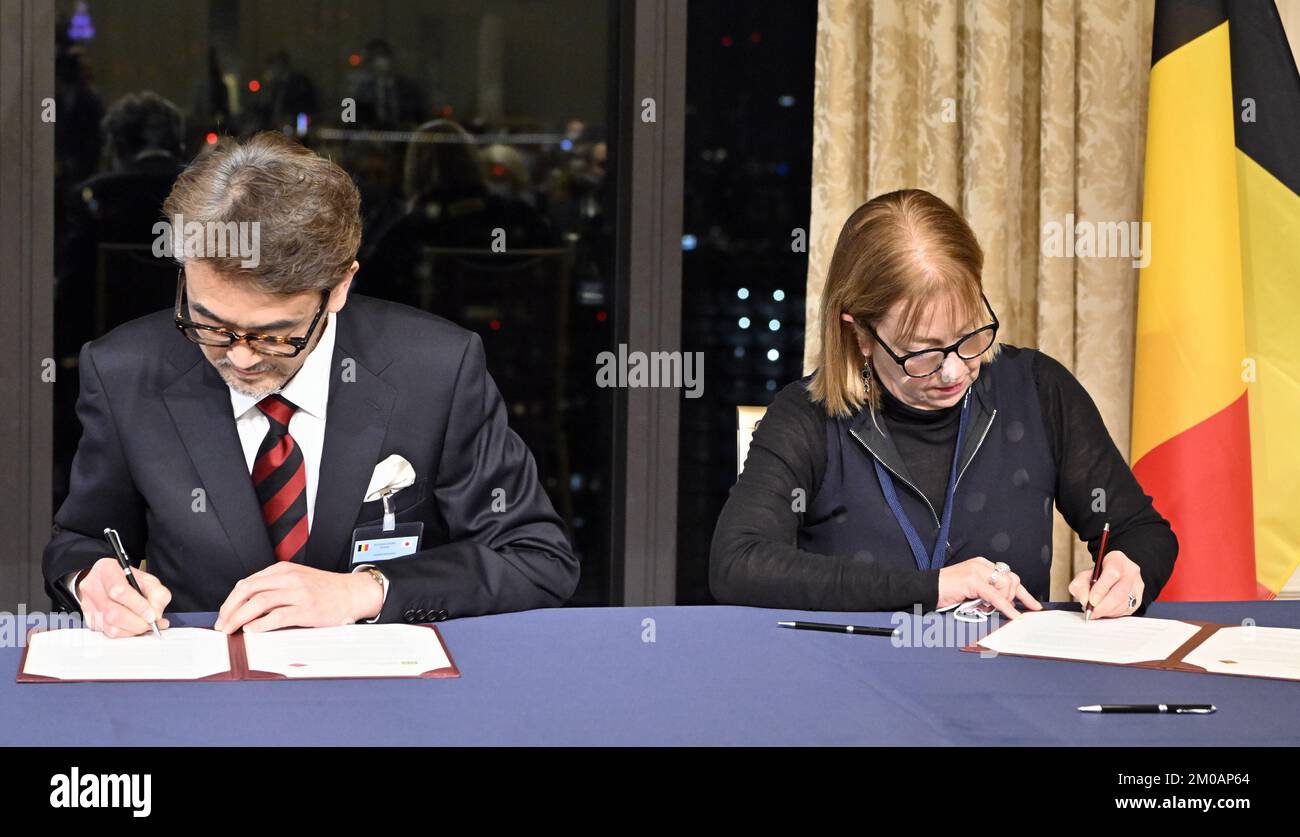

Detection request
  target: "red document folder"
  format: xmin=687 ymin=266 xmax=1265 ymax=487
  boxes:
xmin=17 ymin=624 xmax=459 ymax=683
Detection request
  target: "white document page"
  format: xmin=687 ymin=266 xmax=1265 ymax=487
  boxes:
xmin=975 ymin=610 xmax=1202 ymax=665
xmin=1180 ymin=626 xmax=1300 ymax=681
xmin=22 ymin=627 xmax=231 ymax=681
xmin=242 ymin=624 xmax=450 ymax=678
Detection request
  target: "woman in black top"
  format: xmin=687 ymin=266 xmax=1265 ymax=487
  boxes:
xmin=710 ymin=190 xmax=1177 ymax=620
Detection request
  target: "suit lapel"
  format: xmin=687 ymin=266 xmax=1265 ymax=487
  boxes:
xmin=163 ymin=357 xmax=274 ymax=577
xmin=304 ymin=304 xmax=397 ymax=571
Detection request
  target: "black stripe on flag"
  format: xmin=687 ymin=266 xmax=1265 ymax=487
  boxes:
xmin=1152 ymin=0 xmax=1228 ymax=68
xmin=1229 ymin=0 xmax=1300 ymax=195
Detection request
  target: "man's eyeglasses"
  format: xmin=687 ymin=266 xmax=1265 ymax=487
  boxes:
xmin=173 ymin=268 xmax=329 ymax=358
xmin=855 ymin=293 xmax=1000 ymax=378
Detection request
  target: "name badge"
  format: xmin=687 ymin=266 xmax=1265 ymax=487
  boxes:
xmin=350 ymin=521 xmax=424 ymax=564
xmin=350 ymin=488 xmax=423 ymax=565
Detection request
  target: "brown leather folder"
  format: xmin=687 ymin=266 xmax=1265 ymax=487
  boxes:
xmin=17 ymin=624 xmax=460 ymax=683
xmin=960 ymin=619 xmax=1300 ymax=683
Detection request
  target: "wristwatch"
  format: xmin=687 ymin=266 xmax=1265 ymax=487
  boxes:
xmin=359 ymin=566 xmax=389 ymax=618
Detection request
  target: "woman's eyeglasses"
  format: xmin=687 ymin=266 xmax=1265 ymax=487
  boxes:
xmin=855 ymin=293 xmax=999 ymax=378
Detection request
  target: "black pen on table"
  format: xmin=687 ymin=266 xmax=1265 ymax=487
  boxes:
xmin=1077 ymin=704 xmax=1216 ymax=714
xmin=103 ymin=527 xmax=162 ymax=639
xmin=778 ymin=620 xmax=897 ymax=637
xmin=1084 ymin=521 xmax=1111 ymax=623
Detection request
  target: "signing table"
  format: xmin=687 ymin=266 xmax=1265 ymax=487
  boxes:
xmin=3 ymin=601 xmax=1297 ymax=745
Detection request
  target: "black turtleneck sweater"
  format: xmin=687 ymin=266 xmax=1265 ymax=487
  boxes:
xmin=877 ymin=383 xmax=963 ymax=515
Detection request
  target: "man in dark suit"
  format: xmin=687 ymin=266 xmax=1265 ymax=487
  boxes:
xmin=43 ymin=131 xmax=579 ymax=637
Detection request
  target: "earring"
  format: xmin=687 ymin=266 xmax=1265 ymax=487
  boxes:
xmin=861 ymin=359 xmax=873 ymax=394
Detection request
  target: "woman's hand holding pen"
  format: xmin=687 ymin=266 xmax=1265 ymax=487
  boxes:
xmin=77 ymin=557 xmax=172 ymax=637
xmin=937 ymin=557 xmax=1043 ymax=621
xmin=1069 ymin=550 xmax=1144 ymax=619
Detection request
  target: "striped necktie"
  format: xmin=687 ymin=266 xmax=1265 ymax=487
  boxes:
xmin=253 ymin=394 xmax=308 ymax=563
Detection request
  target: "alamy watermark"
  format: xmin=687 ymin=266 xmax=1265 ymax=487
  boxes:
xmin=0 ymin=606 xmax=82 ymax=647
xmin=1041 ymin=213 xmax=1151 ymax=268
xmin=50 ymin=767 xmax=151 ymax=817
xmin=595 ymin=344 xmax=704 ymax=399
xmin=890 ymin=605 xmax=1001 ymax=656
xmin=151 ymin=213 xmax=261 ymax=268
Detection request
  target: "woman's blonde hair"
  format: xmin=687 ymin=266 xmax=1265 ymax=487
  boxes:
xmin=809 ymin=189 xmax=1000 ymax=418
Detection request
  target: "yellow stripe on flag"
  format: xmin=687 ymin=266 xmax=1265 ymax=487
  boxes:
xmin=1238 ymin=150 xmax=1300 ymax=593
xmin=1133 ymin=22 xmax=1247 ymax=465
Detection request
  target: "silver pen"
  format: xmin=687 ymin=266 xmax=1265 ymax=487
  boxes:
xmin=1077 ymin=704 xmax=1216 ymax=714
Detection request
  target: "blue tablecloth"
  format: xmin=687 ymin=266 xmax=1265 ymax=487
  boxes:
xmin=4 ymin=601 xmax=1297 ymax=745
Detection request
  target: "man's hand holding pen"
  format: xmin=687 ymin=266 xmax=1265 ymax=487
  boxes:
xmin=75 ymin=556 xmax=172 ymax=638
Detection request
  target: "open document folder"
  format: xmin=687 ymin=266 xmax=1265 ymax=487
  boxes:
xmin=961 ymin=610 xmax=1300 ymax=683
xmin=16 ymin=624 xmax=459 ymax=683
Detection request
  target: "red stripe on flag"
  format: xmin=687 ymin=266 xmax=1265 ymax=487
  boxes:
xmin=1132 ymin=392 xmax=1257 ymax=600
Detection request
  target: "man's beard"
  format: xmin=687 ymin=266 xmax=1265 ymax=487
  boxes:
xmin=212 ymin=358 xmax=290 ymax=399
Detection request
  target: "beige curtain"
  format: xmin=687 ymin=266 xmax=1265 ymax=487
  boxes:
xmin=806 ymin=0 xmax=1300 ymax=600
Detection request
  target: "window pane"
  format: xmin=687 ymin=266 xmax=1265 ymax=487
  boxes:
xmin=53 ymin=0 xmax=620 ymax=604
xmin=677 ymin=1 xmax=817 ymax=603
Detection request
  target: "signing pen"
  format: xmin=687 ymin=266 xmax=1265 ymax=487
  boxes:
xmin=1077 ymin=704 xmax=1216 ymax=714
xmin=778 ymin=620 xmax=897 ymax=637
xmin=103 ymin=528 xmax=162 ymax=639
xmin=1084 ymin=522 xmax=1111 ymax=622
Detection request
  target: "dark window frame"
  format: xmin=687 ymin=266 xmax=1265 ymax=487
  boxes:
xmin=0 ymin=0 xmax=56 ymax=610
xmin=610 ymin=0 xmax=685 ymax=606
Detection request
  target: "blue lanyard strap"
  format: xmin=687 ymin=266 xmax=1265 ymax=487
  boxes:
xmin=871 ymin=390 xmax=972 ymax=572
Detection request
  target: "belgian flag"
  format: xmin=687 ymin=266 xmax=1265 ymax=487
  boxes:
xmin=1132 ymin=1 xmax=1300 ymax=599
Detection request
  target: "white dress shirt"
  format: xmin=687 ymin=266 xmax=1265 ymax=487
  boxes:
xmin=66 ymin=311 xmax=389 ymax=622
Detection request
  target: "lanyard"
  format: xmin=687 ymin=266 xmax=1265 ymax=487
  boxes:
xmin=871 ymin=390 xmax=972 ymax=572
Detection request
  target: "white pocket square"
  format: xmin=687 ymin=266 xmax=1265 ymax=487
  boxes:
xmin=364 ymin=454 xmax=417 ymax=503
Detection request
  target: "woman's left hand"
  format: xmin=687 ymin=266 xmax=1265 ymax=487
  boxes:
xmin=1068 ymin=550 xmax=1145 ymax=619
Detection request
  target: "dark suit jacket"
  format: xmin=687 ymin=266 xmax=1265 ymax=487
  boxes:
xmin=43 ymin=293 xmax=579 ymax=621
